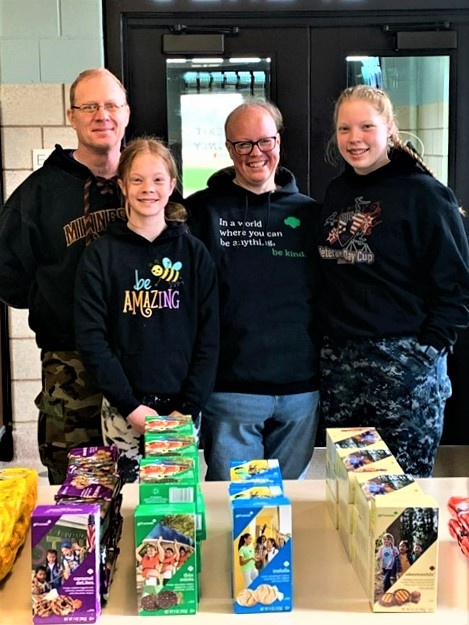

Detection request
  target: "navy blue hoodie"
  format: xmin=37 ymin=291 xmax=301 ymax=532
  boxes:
xmin=318 ymin=149 xmax=469 ymax=350
xmin=74 ymin=221 xmax=219 ymax=418
xmin=186 ymin=166 xmax=320 ymax=394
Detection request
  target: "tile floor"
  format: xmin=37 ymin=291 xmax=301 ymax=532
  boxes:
xmin=1 ymin=420 xmax=468 ymax=484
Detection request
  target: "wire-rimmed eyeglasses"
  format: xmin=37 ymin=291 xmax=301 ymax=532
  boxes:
xmin=71 ymin=103 xmax=127 ymax=114
xmin=227 ymin=136 xmax=278 ymax=155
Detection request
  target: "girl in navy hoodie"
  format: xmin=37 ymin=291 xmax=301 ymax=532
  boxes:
xmin=318 ymin=86 xmax=469 ymax=477
xmin=75 ymin=138 xmax=219 ymax=482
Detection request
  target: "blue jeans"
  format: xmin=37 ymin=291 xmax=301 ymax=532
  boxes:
xmin=201 ymin=391 xmax=320 ymax=481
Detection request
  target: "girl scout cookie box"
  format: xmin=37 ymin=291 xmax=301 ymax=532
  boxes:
xmin=230 ymin=459 xmax=283 ymax=485
xmin=144 ymin=414 xmax=195 ymax=437
xmin=135 ymin=503 xmax=197 ymax=616
xmin=231 ymin=490 xmax=292 ymax=614
xmin=31 ymin=503 xmax=101 ymax=623
xmin=363 ymin=494 xmax=439 ymax=613
xmin=139 ymin=456 xmax=197 ymax=505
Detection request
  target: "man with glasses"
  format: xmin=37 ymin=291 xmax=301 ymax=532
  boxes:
xmin=0 ymin=68 xmax=130 ymax=483
xmin=186 ymin=100 xmax=321 ymax=480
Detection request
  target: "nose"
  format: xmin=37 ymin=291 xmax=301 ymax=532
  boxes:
xmin=348 ymin=127 xmax=362 ymax=142
xmin=249 ymin=142 xmax=263 ymax=155
xmin=94 ymin=104 xmax=111 ymax=119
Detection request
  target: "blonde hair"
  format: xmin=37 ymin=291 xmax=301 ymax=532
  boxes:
xmin=69 ymin=68 xmax=127 ymax=107
xmin=326 ymin=85 xmax=433 ymax=176
xmin=118 ymin=137 xmax=186 ymax=223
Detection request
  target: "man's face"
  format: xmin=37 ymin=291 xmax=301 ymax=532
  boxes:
xmin=225 ymin=106 xmax=280 ymax=194
xmin=67 ymin=73 xmax=130 ymax=155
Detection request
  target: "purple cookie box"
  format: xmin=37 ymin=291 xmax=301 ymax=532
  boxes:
xmin=31 ymin=503 xmax=101 ymax=624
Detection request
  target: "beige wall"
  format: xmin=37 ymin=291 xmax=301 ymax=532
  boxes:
xmin=0 ymin=83 xmax=77 ymax=424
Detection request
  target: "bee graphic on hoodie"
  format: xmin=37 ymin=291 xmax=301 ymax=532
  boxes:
xmin=151 ymin=257 xmax=182 ymax=284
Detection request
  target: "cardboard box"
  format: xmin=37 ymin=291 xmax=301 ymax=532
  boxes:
xmin=336 ymin=449 xmax=403 ymax=504
xmin=326 ymin=427 xmax=383 ymax=467
xmin=144 ymin=414 xmax=195 ymax=437
xmin=135 ymin=503 xmax=197 ymax=616
xmin=230 ymin=459 xmax=283 ymax=486
xmin=231 ymin=491 xmax=292 ymax=614
xmin=368 ymin=494 xmax=439 ymax=612
xmin=139 ymin=456 xmax=197 ymax=505
xmin=354 ymin=473 xmax=423 ymax=532
xmin=31 ymin=503 xmax=101 ymax=623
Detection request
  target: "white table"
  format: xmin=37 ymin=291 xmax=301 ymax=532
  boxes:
xmin=1 ymin=478 xmax=468 ymax=624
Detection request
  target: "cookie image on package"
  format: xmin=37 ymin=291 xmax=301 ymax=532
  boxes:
xmin=410 ymin=590 xmax=421 ymax=603
xmin=141 ymin=594 xmax=159 ymax=611
xmin=255 ymin=583 xmax=278 ymax=605
xmin=236 ymin=588 xmax=257 ymax=607
xmin=393 ymin=588 xmax=410 ymax=605
xmin=156 ymin=590 xmax=180 ymax=609
xmin=378 ymin=592 xmax=396 ymax=607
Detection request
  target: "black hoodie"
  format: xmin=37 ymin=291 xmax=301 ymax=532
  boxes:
xmin=74 ymin=221 xmax=219 ymax=418
xmin=0 ymin=145 xmax=125 ymax=349
xmin=318 ymin=149 xmax=469 ymax=350
xmin=186 ymin=166 xmax=321 ymax=394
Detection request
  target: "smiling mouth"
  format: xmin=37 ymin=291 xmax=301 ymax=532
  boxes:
xmin=348 ymin=148 xmax=368 ymax=156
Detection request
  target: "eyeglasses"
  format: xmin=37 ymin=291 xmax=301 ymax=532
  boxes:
xmin=71 ymin=102 xmax=127 ymax=114
xmin=227 ymin=136 xmax=278 ymax=155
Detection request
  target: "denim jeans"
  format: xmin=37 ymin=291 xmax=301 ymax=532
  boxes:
xmin=201 ymin=391 xmax=320 ymax=481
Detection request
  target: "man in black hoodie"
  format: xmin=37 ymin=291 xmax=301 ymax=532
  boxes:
xmin=0 ymin=68 xmax=130 ymax=483
xmin=186 ymin=101 xmax=321 ymax=480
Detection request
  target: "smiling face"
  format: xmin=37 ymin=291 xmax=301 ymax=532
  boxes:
xmin=336 ymin=99 xmax=391 ymax=175
xmin=118 ymin=151 xmax=176 ymax=227
xmin=225 ymin=105 xmax=280 ymax=194
xmin=67 ymin=72 xmax=130 ymax=156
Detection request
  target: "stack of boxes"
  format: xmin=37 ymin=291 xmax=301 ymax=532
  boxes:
xmin=134 ymin=414 xmax=203 ymax=616
xmin=31 ymin=445 xmax=124 ymax=623
xmin=229 ymin=459 xmax=292 ymax=614
xmin=326 ymin=427 xmax=439 ymax=613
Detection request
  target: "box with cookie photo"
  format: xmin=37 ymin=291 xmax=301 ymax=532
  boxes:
xmin=369 ymin=494 xmax=439 ymax=612
xmin=31 ymin=503 xmax=101 ymax=624
xmin=134 ymin=502 xmax=198 ymax=616
xmin=231 ymin=492 xmax=292 ymax=614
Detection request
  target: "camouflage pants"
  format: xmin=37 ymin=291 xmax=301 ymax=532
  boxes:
xmin=36 ymin=351 xmax=103 ymax=484
xmin=320 ymin=336 xmax=452 ymax=477
xmin=101 ymin=397 xmax=142 ymax=484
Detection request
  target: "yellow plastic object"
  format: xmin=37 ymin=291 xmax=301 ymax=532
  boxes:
xmin=0 ymin=467 xmax=38 ymax=581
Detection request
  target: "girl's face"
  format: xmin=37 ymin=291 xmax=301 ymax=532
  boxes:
xmin=119 ymin=152 xmax=176 ymax=223
xmin=36 ymin=569 xmax=47 ymax=582
xmin=336 ymin=99 xmax=391 ymax=175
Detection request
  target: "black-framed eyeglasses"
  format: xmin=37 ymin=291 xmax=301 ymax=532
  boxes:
xmin=227 ymin=136 xmax=278 ymax=155
xmin=71 ymin=103 xmax=127 ymax=114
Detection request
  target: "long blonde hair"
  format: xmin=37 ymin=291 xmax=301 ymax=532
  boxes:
xmin=118 ymin=137 xmax=186 ymax=223
xmin=326 ymin=85 xmax=434 ymax=177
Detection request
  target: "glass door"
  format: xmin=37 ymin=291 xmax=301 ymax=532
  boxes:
xmin=347 ymin=55 xmax=450 ymax=184
xmin=166 ymin=57 xmax=271 ymax=196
